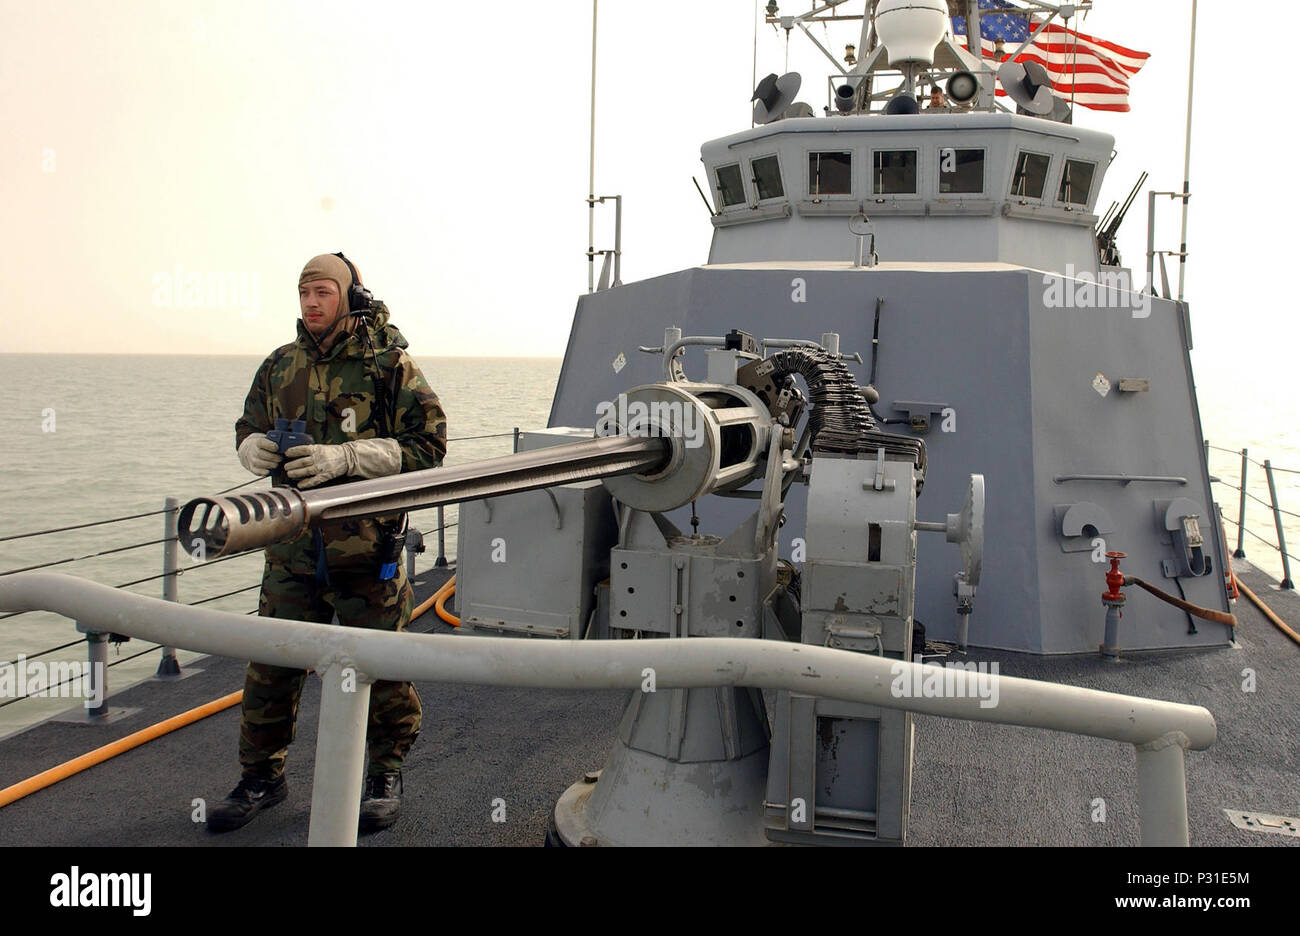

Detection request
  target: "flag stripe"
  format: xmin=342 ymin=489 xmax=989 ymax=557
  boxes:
xmin=951 ymin=0 xmax=1150 ymax=111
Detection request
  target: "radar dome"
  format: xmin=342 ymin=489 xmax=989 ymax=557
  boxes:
xmin=875 ymin=0 xmax=949 ymax=65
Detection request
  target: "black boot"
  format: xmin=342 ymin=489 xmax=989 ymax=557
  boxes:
xmin=207 ymin=775 xmax=288 ymax=833
xmin=359 ymin=771 xmax=402 ymax=832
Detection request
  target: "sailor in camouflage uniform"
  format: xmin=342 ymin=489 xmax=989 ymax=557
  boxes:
xmin=208 ymin=253 xmax=447 ymax=834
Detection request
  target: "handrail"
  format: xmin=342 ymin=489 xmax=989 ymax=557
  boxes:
xmin=0 ymin=537 xmax=171 ymax=577
xmin=1053 ymin=473 xmax=1187 ymax=485
xmin=0 ymin=571 xmax=1216 ymax=847
xmin=0 ymin=477 xmax=262 ymax=544
xmin=1221 ymin=517 xmax=1300 ymax=564
xmin=0 ymin=638 xmax=164 ymax=711
xmin=2 ymin=431 xmax=506 ymax=718
xmin=0 ymin=433 xmax=512 ymax=545
xmin=1206 ymin=443 xmax=1297 ymax=589
xmin=0 ymin=428 xmax=509 ymax=676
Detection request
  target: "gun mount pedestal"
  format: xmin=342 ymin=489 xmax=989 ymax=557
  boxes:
xmin=552 ymin=508 xmax=779 ymax=846
xmin=553 ymin=685 xmax=771 ymax=846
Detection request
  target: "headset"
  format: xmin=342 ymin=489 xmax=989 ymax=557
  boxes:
xmin=330 ymin=251 xmax=389 ymax=431
xmin=333 ymin=251 xmax=374 ymax=315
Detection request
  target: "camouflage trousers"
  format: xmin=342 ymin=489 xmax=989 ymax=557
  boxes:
xmin=238 ymin=562 xmax=421 ymax=780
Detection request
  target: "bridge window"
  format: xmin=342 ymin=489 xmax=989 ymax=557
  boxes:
xmin=715 ymin=163 xmax=746 ymax=208
xmin=809 ymin=151 xmax=852 ymax=197
xmin=873 ymin=149 xmax=918 ymax=195
xmin=750 ymin=154 xmax=784 ymax=201
xmin=938 ymin=147 xmax=984 ymax=194
xmin=1011 ymin=151 xmax=1051 ymax=200
xmin=1058 ymin=158 xmax=1096 ymax=206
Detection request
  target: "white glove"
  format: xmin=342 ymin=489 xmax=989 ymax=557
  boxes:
xmin=346 ymin=437 xmax=403 ymax=479
xmin=283 ymin=439 xmax=402 ymax=490
xmin=238 ymin=433 xmax=283 ymax=477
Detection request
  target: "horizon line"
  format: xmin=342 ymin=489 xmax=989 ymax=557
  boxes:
xmin=0 ymin=351 xmax=565 ymax=359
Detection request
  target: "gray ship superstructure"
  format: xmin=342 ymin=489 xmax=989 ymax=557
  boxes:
xmin=546 ymin=3 xmax=1227 ymax=656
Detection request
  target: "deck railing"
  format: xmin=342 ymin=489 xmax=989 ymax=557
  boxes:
xmin=1205 ymin=442 xmax=1298 ymax=590
xmin=0 ymin=570 xmax=1215 ymax=847
xmin=0 ymin=431 xmax=515 ymax=721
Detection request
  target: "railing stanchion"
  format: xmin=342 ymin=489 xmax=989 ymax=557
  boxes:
xmin=85 ymin=630 xmax=109 ymax=719
xmin=307 ymin=662 xmax=371 ymax=847
xmin=435 ymin=506 xmax=448 ymax=568
xmin=513 ymin=426 xmax=520 ymax=454
xmin=1234 ymin=448 xmax=1248 ymax=558
xmin=1264 ymin=459 xmax=1294 ymax=589
xmin=404 ymin=527 xmax=424 ymax=582
xmin=157 ymin=496 xmax=182 ymax=677
xmin=1136 ymin=735 xmax=1190 ymax=846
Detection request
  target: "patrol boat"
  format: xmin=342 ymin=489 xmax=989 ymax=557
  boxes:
xmin=0 ymin=0 xmax=1297 ymax=848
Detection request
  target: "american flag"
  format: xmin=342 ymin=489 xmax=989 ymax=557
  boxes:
xmin=951 ymin=0 xmax=1150 ymax=113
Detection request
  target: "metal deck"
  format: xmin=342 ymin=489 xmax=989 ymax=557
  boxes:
xmin=0 ymin=561 xmax=1295 ymax=847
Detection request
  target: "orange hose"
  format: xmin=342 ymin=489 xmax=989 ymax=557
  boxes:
xmin=1 ymin=572 xmax=460 ymax=809
xmin=435 ymin=576 xmax=459 ymax=627
xmin=1124 ymin=575 xmax=1238 ymax=627
xmin=411 ymin=574 xmax=457 ymax=626
xmin=1219 ymin=516 xmax=1240 ymax=600
xmin=0 ymin=690 xmax=243 ymax=810
xmin=1235 ymin=578 xmax=1300 ymax=648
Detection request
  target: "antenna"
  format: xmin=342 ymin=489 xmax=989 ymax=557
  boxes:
xmin=587 ymin=0 xmax=598 ymax=294
xmin=1177 ymin=0 xmax=1198 ymax=300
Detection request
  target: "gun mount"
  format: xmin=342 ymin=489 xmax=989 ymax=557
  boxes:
xmin=178 ymin=330 xmax=984 ymax=846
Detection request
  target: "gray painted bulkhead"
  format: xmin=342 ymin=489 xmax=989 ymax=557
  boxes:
xmin=547 ymin=264 xmax=1231 ymax=654
xmin=702 ymin=113 xmax=1112 ymax=274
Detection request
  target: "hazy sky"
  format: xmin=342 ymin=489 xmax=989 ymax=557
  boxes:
xmin=0 ymin=0 xmax=1290 ymax=384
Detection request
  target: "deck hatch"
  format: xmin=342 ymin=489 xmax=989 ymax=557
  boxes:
xmin=1223 ymin=810 xmax=1299 ymax=838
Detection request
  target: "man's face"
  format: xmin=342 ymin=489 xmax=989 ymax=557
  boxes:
xmin=299 ymin=279 xmax=343 ymax=336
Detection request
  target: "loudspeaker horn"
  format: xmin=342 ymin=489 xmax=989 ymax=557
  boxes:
xmin=996 ymin=58 xmax=1055 ymax=115
xmin=945 ymin=70 xmax=979 ymax=105
xmin=752 ymin=71 xmax=802 ymax=124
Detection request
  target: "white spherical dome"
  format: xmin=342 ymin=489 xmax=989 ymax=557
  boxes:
xmin=875 ymin=0 xmax=950 ymax=65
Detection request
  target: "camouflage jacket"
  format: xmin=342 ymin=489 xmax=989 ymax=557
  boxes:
xmin=235 ymin=302 xmax=447 ymax=573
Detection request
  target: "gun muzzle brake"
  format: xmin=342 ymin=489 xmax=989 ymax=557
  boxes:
xmin=178 ymin=489 xmax=309 ymax=558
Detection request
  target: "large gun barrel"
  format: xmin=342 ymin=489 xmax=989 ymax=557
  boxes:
xmin=179 ymin=434 xmax=670 ymax=558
